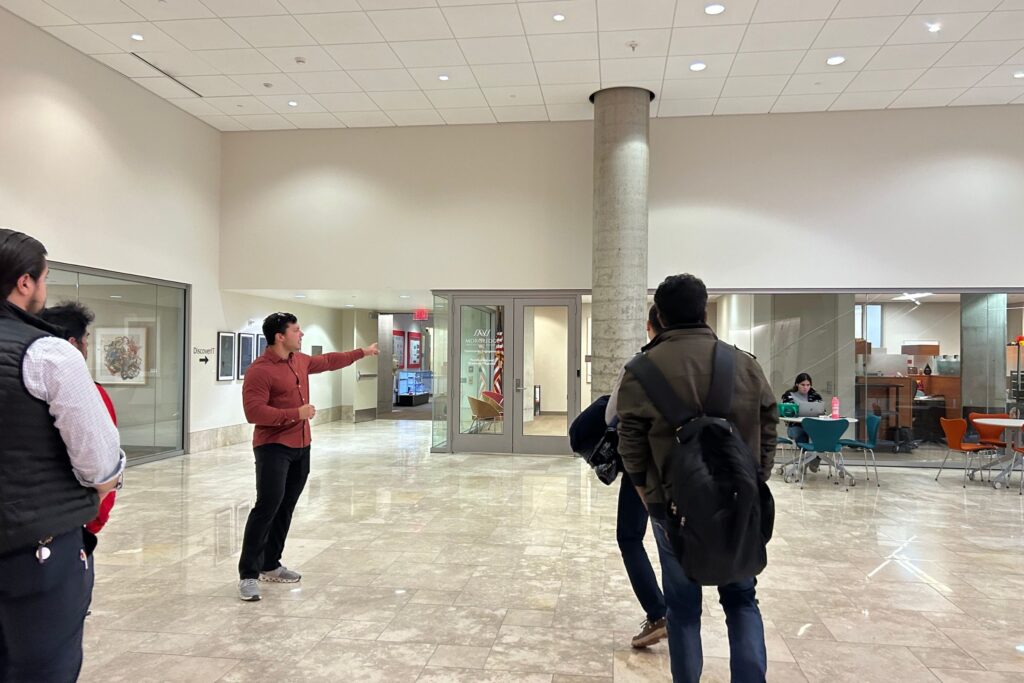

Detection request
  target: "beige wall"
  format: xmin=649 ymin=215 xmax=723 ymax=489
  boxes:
xmin=532 ymin=306 xmax=569 ymax=413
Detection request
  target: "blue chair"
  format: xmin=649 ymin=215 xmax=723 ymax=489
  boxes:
xmin=795 ymin=418 xmax=852 ymax=489
xmin=839 ymin=413 xmax=881 ymax=487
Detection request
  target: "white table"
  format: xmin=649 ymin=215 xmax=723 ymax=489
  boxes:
xmin=778 ymin=417 xmax=859 ymax=485
xmin=972 ymin=418 xmax=1023 ymax=490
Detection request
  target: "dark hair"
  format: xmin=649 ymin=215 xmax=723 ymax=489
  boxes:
xmin=262 ymin=311 xmax=297 ymax=346
xmin=653 ymin=274 xmax=708 ymax=327
xmin=0 ymin=228 xmax=47 ymax=299
xmin=38 ymin=301 xmax=94 ymax=342
xmin=647 ymin=304 xmax=665 ymax=336
xmin=791 ymin=373 xmax=813 ymax=392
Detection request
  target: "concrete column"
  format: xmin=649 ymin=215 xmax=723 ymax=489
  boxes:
xmin=961 ymin=293 xmax=1008 ymax=414
xmin=591 ymin=86 xmax=652 ymax=397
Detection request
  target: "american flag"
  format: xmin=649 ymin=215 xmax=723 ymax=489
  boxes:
xmin=492 ymin=313 xmax=504 ymax=396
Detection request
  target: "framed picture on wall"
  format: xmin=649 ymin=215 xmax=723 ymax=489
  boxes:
xmin=217 ymin=332 xmax=235 ymax=381
xmin=407 ymin=331 xmax=422 ymax=369
xmin=392 ymin=330 xmax=406 ymax=368
xmin=257 ymin=335 xmax=268 ymax=357
xmin=95 ymin=328 xmax=147 ymax=385
xmin=125 ymin=315 xmax=159 ymax=378
xmin=237 ymin=333 xmax=255 ymax=379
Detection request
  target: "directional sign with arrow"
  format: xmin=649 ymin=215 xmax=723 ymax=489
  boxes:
xmin=199 ymin=356 xmax=209 ymax=365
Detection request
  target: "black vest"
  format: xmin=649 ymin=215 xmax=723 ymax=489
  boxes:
xmin=0 ymin=301 xmax=98 ymax=554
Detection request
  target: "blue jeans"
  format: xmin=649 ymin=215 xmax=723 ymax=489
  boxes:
xmin=651 ymin=519 xmax=767 ymax=683
xmin=617 ymin=480 xmax=665 ymax=623
xmin=787 ymin=424 xmax=808 ymax=445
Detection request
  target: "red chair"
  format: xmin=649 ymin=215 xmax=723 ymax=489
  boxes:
xmin=938 ymin=418 xmax=997 ymax=487
xmin=968 ymin=412 xmax=1011 ymax=449
xmin=482 ymin=390 xmax=504 ymax=407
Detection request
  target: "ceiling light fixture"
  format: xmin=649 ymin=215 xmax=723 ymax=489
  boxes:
xmin=399 ymin=295 xmax=411 ymax=299
xmin=1014 ymin=71 xmax=1024 ymax=79
xmin=704 ymin=3 xmax=725 ymax=15
xmin=294 ymin=294 xmax=306 ymax=299
xmin=110 ymin=295 xmax=123 ymax=299
xmin=926 ymin=21 xmax=942 ymax=33
xmin=826 ymin=55 xmax=846 ymax=66
xmin=344 ymin=304 xmax=355 ymax=308
xmin=438 ymin=74 xmax=449 ymax=81
xmin=130 ymin=33 xmax=144 ymax=41
xmin=893 ymin=292 xmax=934 ymax=305
xmin=287 ymin=100 xmax=298 ymax=107
xmin=552 ymin=13 xmax=566 ymax=22
xmin=689 ymin=61 xmax=707 ymax=72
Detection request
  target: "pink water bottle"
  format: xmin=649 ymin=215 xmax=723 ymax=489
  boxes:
xmin=831 ymin=396 xmax=840 ymax=419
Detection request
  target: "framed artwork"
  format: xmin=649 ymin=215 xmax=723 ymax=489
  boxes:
xmin=237 ymin=333 xmax=255 ymax=379
xmin=392 ymin=330 xmax=406 ymax=368
xmin=257 ymin=335 xmax=268 ymax=357
xmin=95 ymin=328 xmax=146 ymax=385
xmin=407 ymin=331 xmax=422 ymax=369
xmin=217 ymin=332 xmax=235 ymax=381
xmin=125 ymin=315 xmax=159 ymax=378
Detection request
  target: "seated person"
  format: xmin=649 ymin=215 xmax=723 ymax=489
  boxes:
xmin=781 ymin=373 xmax=824 ymax=469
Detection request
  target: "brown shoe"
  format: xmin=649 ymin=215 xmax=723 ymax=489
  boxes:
xmin=630 ymin=617 xmax=667 ymax=649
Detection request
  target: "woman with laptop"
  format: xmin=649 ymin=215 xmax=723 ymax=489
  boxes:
xmin=781 ymin=373 xmax=824 ymax=470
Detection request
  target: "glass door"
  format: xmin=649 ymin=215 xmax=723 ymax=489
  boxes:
xmin=452 ymin=298 xmax=513 ymax=453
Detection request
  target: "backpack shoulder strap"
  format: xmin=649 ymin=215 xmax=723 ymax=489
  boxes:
xmin=624 ymin=354 xmax=697 ymax=428
xmin=705 ymin=342 xmax=736 ymax=418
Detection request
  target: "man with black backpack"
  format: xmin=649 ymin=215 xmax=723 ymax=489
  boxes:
xmin=616 ymin=274 xmax=778 ymax=683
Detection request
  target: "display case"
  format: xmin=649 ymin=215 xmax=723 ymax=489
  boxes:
xmin=397 ymin=370 xmax=432 ymax=406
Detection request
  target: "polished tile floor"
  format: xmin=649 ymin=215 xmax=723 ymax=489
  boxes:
xmin=82 ymin=420 xmax=1024 ymax=682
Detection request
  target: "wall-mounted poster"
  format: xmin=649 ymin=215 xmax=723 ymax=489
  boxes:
xmin=257 ymin=335 xmax=268 ymax=358
xmin=95 ymin=328 xmax=146 ymax=385
xmin=392 ymin=330 xmax=406 ymax=368
xmin=407 ymin=331 xmax=422 ymax=369
xmin=217 ymin=332 xmax=235 ymax=381
xmin=237 ymin=333 xmax=255 ymax=379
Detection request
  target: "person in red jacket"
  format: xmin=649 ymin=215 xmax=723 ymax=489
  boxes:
xmin=39 ymin=301 xmax=118 ymax=554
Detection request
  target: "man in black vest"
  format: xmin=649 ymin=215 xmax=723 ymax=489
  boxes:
xmin=0 ymin=229 xmax=125 ymax=682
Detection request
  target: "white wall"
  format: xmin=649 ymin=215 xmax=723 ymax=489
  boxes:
xmin=532 ymin=306 xmax=568 ymax=413
xmin=880 ymin=302 xmax=962 ymax=356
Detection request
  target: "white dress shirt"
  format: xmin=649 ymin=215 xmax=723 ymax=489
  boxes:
xmin=21 ymin=336 xmax=125 ymax=487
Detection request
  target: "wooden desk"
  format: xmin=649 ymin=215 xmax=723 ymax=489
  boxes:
xmin=914 ymin=375 xmax=961 ymax=419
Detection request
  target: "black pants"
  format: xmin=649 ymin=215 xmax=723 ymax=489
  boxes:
xmin=0 ymin=528 xmax=94 ymax=683
xmin=238 ymin=444 xmax=311 ymax=580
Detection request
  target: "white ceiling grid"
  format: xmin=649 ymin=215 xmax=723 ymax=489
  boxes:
xmin=3 ymin=0 xmax=1024 ymax=130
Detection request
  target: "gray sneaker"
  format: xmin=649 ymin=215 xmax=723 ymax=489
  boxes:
xmin=259 ymin=565 xmax=301 ymax=583
xmin=238 ymin=578 xmax=261 ymax=602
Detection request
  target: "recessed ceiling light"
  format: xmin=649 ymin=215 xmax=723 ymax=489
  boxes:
xmin=399 ymin=295 xmax=411 ymax=299
xmin=287 ymin=100 xmax=298 ymax=107
xmin=826 ymin=55 xmax=846 ymax=66
xmin=926 ymin=21 xmax=942 ymax=33
xmin=294 ymin=294 xmax=306 ymax=299
xmin=1014 ymin=71 xmax=1024 ymax=79
xmin=552 ymin=13 xmax=566 ymax=22
xmin=110 ymin=295 xmax=122 ymax=299
xmin=689 ymin=61 xmax=707 ymax=72
xmin=704 ymin=3 xmax=725 ymax=15
xmin=438 ymin=74 xmax=449 ymax=81
xmin=344 ymin=304 xmax=355 ymax=308
xmin=130 ymin=33 xmax=144 ymax=41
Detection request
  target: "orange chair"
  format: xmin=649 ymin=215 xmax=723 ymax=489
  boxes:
xmin=937 ymin=418 xmax=995 ymax=488
xmin=968 ymin=412 xmax=1011 ymax=449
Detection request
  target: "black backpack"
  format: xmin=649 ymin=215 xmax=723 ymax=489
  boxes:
xmin=625 ymin=342 xmax=774 ymax=586
xmin=569 ymin=395 xmax=620 ymax=486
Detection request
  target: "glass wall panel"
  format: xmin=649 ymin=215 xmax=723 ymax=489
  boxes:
xmin=522 ymin=305 xmax=569 ymax=437
xmin=431 ymin=295 xmax=450 ymax=450
xmin=458 ymin=304 xmax=504 ymax=435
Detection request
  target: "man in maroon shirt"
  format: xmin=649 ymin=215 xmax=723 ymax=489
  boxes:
xmin=238 ymin=312 xmax=378 ymax=601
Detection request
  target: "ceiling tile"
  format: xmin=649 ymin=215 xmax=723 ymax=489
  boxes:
xmin=358 ymin=0 xmax=434 ymax=9
xmin=260 ymin=46 xmax=341 ymax=72
xmin=285 ymin=112 xmax=346 ymax=128
xmin=427 ymin=87 xmax=488 ymax=107
xmin=813 ymin=17 xmax=902 ymax=48
xmin=459 ymin=36 xmax=532 ymax=64
xmin=439 ymin=107 xmax=497 ymax=124
xmin=167 ymin=97 xmax=222 ymax=116
xmin=132 ymin=76 xmax=197 ymax=98
xmin=202 ymin=0 xmax=288 ymax=17
xmin=295 ymin=12 xmax=383 ymax=44
xmin=193 ymin=48 xmax=279 ymax=74
xmin=493 ymin=105 xmax=549 ymax=122
xmin=136 ymin=50 xmax=220 ymax=75
xmin=519 ymin=0 xmax=597 ymax=34
xmin=483 ymin=84 xmax=544 ymax=106
xmin=198 ymin=115 xmax=249 ymax=130
xmin=43 ymin=26 xmax=121 ymax=54
xmin=545 ymin=102 xmax=593 ymax=120
xmin=976 ymin=62 xmax=1024 ymax=86
xmin=830 ymin=90 xmax=901 ymax=109
xmin=226 ymin=16 xmax=315 ymax=48
xmin=721 ymin=75 xmax=789 ymax=97
xmin=385 ymin=109 xmax=444 ymax=125
xmin=917 ymin=0 xmax=1000 ymax=12
xmin=45 ymin=0 xmax=143 ymax=23
xmin=656 ymin=98 xmax=716 ymax=117
xmin=231 ymin=73 xmax=305 ymax=95
xmin=258 ymin=94 xmax=327 ymax=113
xmin=535 ymin=59 xmax=600 ymax=84
xmin=179 ymin=75 xmax=250 ymax=96
xmin=369 ymin=90 xmax=434 ymax=109
xmin=796 ymin=46 xmax=879 ymax=73
xmin=408 ymin=65 xmax=478 ymax=88
xmin=368 ymin=8 xmax=454 ymax=41
xmin=600 ymin=57 xmax=665 ymax=83
xmin=391 ymin=40 xmax=468 ymax=67
xmin=847 ymin=67 xmax=925 ymax=91
xmin=206 ymin=95 xmax=276 ymax=115
xmin=234 ymin=114 xmax=296 ymax=129
xmin=334 ymin=111 xmax=394 ymax=126
xmin=121 ymin=0 xmax=213 ymax=21
xmin=315 ymin=92 xmax=380 ymax=110
xmin=911 ymin=65 xmax=994 ymax=89
xmin=936 ymin=40 xmax=1024 ymax=67
xmin=528 ymin=33 xmax=599 ymax=61
xmin=739 ymin=21 xmax=823 ymax=53
xmin=751 ymin=0 xmax=839 ymax=23
xmin=279 ymin=0 xmax=362 ymax=13
xmin=772 ymin=93 xmax=839 ymax=112
xmin=156 ymin=19 xmax=248 ymax=50
xmin=951 ymin=85 xmax=1024 ymax=105
xmin=324 ymin=43 xmax=402 ymax=69
xmin=1001 ymin=0 xmax=1024 ymax=9
xmin=782 ymin=71 xmax=856 ymax=95
xmin=887 ymin=13 xmax=988 ymax=45
xmin=93 ymin=53 xmax=163 ymax=78
xmin=87 ymin=22 xmax=184 ymax=52
xmin=541 ymin=82 xmax=599 ymax=104
xmin=442 ymin=4 xmax=523 ymax=38
xmin=597 ymin=0 xmax=675 ymax=31
xmin=889 ymin=88 xmax=965 ymax=107
xmin=472 ymin=63 xmax=540 ymax=86
xmin=664 ymin=53 xmax=735 ymax=79
xmin=347 ymin=68 xmax=420 ymax=91
xmin=660 ymin=77 xmax=725 ymax=99
xmin=866 ymin=43 xmax=951 ymax=70
xmin=965 ymin=11 xmax=1024 ymax=41
xmin=832 ymin=0 xmax=918 ymax=18
xmin=714 ymin=96 xmax=775 ymax=115
xmin=289 ymin=70 xmax=362 ymax=92
xmin=599 ymin=29 xmax=671 ymax=58
xmin=670 ymin=25 xmax=745 ymax=55
xmin=673 ymin=0 xmax=756 ymax=27
xmin=0 ymin=0 xmax=75 ymax=26
xmin=728 ymin=50 xmax=803 ymax=77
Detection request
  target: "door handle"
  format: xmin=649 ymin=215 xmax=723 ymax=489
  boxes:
xmin=515 ymin=379 xmax=523 ymax=392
